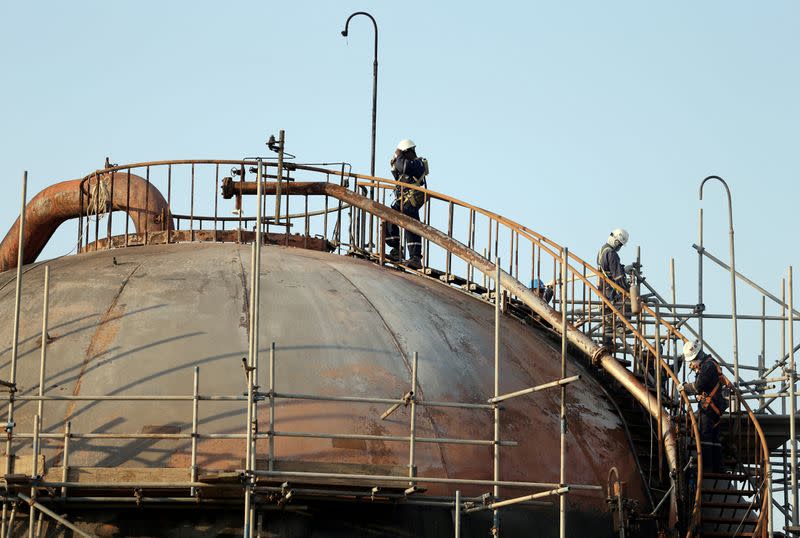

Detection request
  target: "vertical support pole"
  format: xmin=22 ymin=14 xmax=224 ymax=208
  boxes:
xmin=269 ymin=342 xmax=275 ymax=472
xmin=454 ymin=490 xmax=461 ymax=538
xmin=697 ymin=208 xmax=704 ymax=344
xmin=274 ymin=131 xmax=285 ymax=224
xmin=727 ymin=212 xmax=740 ymax=387
xmin=190 ymin=366 xmax=199 ymax=496
xmin=669 ymin=258 xmax=678 ymax=381
xmin=60 ymin=421 xmax=70 ymax=498
xmin=759 ymin=296 xmax=767 ymax=410
xmin=28 ymin=415 xmax=40 ymax=538
xmin=189 ymin=165 xmax=195 ymax=242
xmin=767 ymin=459 xmax=774 ymax=538
xmin=789 ymin=266 xmax=797 ymax=526
xmin=559 ymin=248 xmax=568 ymax=538
xmin=782 ymin=278 xmax=789 ymax=516
xmin=655 ymin=303 xmax=663 ymax=480
xmin=493 ymin=258 xmax=501 ymax=536
xmin=408 ymin=352 xmax=418 ymax=486
xmin=5 ymin=172 xmax=27 ymax=509
xmin=36 ymin=267 xmax=49 ymax=426
xmin=244 ymin=156 xmax=265 ymax=538
xmin=482 ymin=248 xmax=488 ymax=291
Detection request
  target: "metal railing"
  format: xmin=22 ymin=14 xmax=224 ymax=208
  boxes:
xmin=67 ymin=157 xmax=773 ymax=535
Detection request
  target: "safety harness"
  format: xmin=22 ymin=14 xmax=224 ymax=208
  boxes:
xmin=394 ymin=158 xmax=429 ymax=209
xmin=697 ymin=359 xmax=725 ymax=420
xmin=597 ymin=243 xmax=615 ymax=281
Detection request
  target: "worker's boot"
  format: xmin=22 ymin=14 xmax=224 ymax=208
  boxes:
xmin=406 ymin=244 xmax=423 ymax=270
xmin=406 ymin=255 xmax=423 ymax=270
xmin=387 ymin=248 xmax=401 ymax=262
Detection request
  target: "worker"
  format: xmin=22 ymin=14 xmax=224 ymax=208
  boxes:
xmin=597 ymin=228 xmax=639 ymax=344
xmin=678 ymin=339 xmax=726 ymax=474
xmin=597 ymin=228 xmax=637 ymax=301
xmin=384 ymin=139 xmax=429 ymax=270
xmin=532 ymin=278 xmax=554 ymax=304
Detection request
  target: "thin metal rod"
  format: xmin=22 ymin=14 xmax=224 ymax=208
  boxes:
xmin=488 ymin=375 xmax=581 ymax=404
xmin=274 ymin=131 xmax=285 ymax=225
xmin=490 ymin=487 xmax=569 ymax=510
xmin=4 ymin=503 xmax=15 ymax=538
xmin=36 ymin=267 xmax=49 ymax=424
xmin=655 ymin=303 xmax=663 ymax=480
xmin=454 ymin=490 xmax=461 ymax=538
xmin=408 ymin=352 xmax=418 ymax=486
xmin=269 ymin=342 xmax=275 ymax=472
xmin=190 ymin=366 xmax=199 ymax=496
xmin=15 ymin=493 xmax=93 ymax=538
xmin=6 ymin=172 xmax=27 ymax=482
xmin=250 ymin=469 xmax=602 ymax=491
xmin=60 ymin=421 xmax=70 ymax=497
xmin=28 ymin=414 xmax=40 ymax=538
xmin=271 ymin=392 xmax=492 ymax=409
xmin=789 ymin=265 xmax=797 ymax=525
xmin=493 ymin=257 xmax=501 ymax=536
xmin=698 ymin=207 xmax=704 ymax=344
xmin=700 ymin=175 xmax=739 ymax=384
xmin=693 ymin=243 xmax=800 ymax=319
xmin=559 ymin=247 xmax=568 ymax=538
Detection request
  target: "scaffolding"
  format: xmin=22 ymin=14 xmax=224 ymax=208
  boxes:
xmin=0 ymin=133 xmax=784 ymax=536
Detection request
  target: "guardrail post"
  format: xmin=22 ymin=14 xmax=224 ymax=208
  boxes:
xmin=559 ymin=247 xmax=568 ymax=538
xmin=493 ymin=258 xmax=501 ymax=536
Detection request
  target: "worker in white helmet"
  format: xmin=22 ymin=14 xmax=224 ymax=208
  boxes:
xmin=597 ymin=228 xmax=639 ymax=345
xmin=597 ymin=228 xmax=636 ymax=299
xmin=385 ymin=139 xmax=429 ymax=270
xmin=677 ymin=339 xmax=727 ymax=473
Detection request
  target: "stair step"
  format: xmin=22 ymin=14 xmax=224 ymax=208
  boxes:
xmin=702 ymin=516 xmax=757 ymax=525
xmin=422 ymin=268 xmax=444 ymax=278
xmin=702 ymin=501 xmax=757 ymax=509
xmin=702 ymin=488 xmax=756 ymax=496
xmin=704 ymin=472 xmax=752 ymax=480
xmin=439 ymin=273 xmax=467 ymax=286
xmin=464 ymin=283 xmax=487 ymax=294
xmin=701 ymin=530 xmax=756 ymax=537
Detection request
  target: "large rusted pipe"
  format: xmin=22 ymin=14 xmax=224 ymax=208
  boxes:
xmin=0 ymin=173 xmax=173 ymax=271
xmin=289 ymin=182 xmax=683 ymax=528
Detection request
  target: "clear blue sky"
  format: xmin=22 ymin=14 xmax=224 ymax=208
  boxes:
xmin=1 ymin=1 xmax=798 ymax=374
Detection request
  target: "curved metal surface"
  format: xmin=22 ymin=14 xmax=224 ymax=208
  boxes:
xmin=0 ymin=173 xmax=172 ymax=272
xmin=0 ymin=244 xmax=646 ymax=520
xmin=2 ymin=158 xmax=769 ymax=535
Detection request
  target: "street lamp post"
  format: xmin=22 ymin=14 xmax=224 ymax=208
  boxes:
xmin=342 ymin=12 xmax=378 ymax=250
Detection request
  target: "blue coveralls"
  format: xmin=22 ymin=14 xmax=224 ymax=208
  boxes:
xmin=385 ymin=155 xmax=425 ymax=259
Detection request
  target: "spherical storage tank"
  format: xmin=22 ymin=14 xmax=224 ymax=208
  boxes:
xmin=0 ymin=242 xmax=648 ymax=537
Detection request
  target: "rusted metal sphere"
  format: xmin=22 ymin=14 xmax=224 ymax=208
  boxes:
xmin=0 ymin=243 xmax=647 ymax=536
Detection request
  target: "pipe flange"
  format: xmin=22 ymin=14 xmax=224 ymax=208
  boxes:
xmin=591 ymin=347 xmax=608 ymax=367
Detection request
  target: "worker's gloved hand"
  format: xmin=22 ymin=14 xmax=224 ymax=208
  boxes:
xmin=625 ymin=262 xmax=642 ymax=274
xmin=677 ymin=383 xmax=685 ymax=393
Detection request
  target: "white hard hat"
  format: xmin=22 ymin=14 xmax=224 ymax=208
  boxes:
xmin=608 ymin=228 xmax=629 ymax=247
xmin=683 ymin=339 xmax=702 ymax=362
xmin=396 ymin=139 xmax=416 ymax=152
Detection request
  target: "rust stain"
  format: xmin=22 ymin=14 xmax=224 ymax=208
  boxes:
xmin=236 ymin=249 xmax=250 ymax=330
xmin=64 ymin=264 xmax=140 ymax=421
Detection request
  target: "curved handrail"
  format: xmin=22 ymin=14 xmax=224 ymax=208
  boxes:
xmin=73 ymin=159 xmax=769 ymax=536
